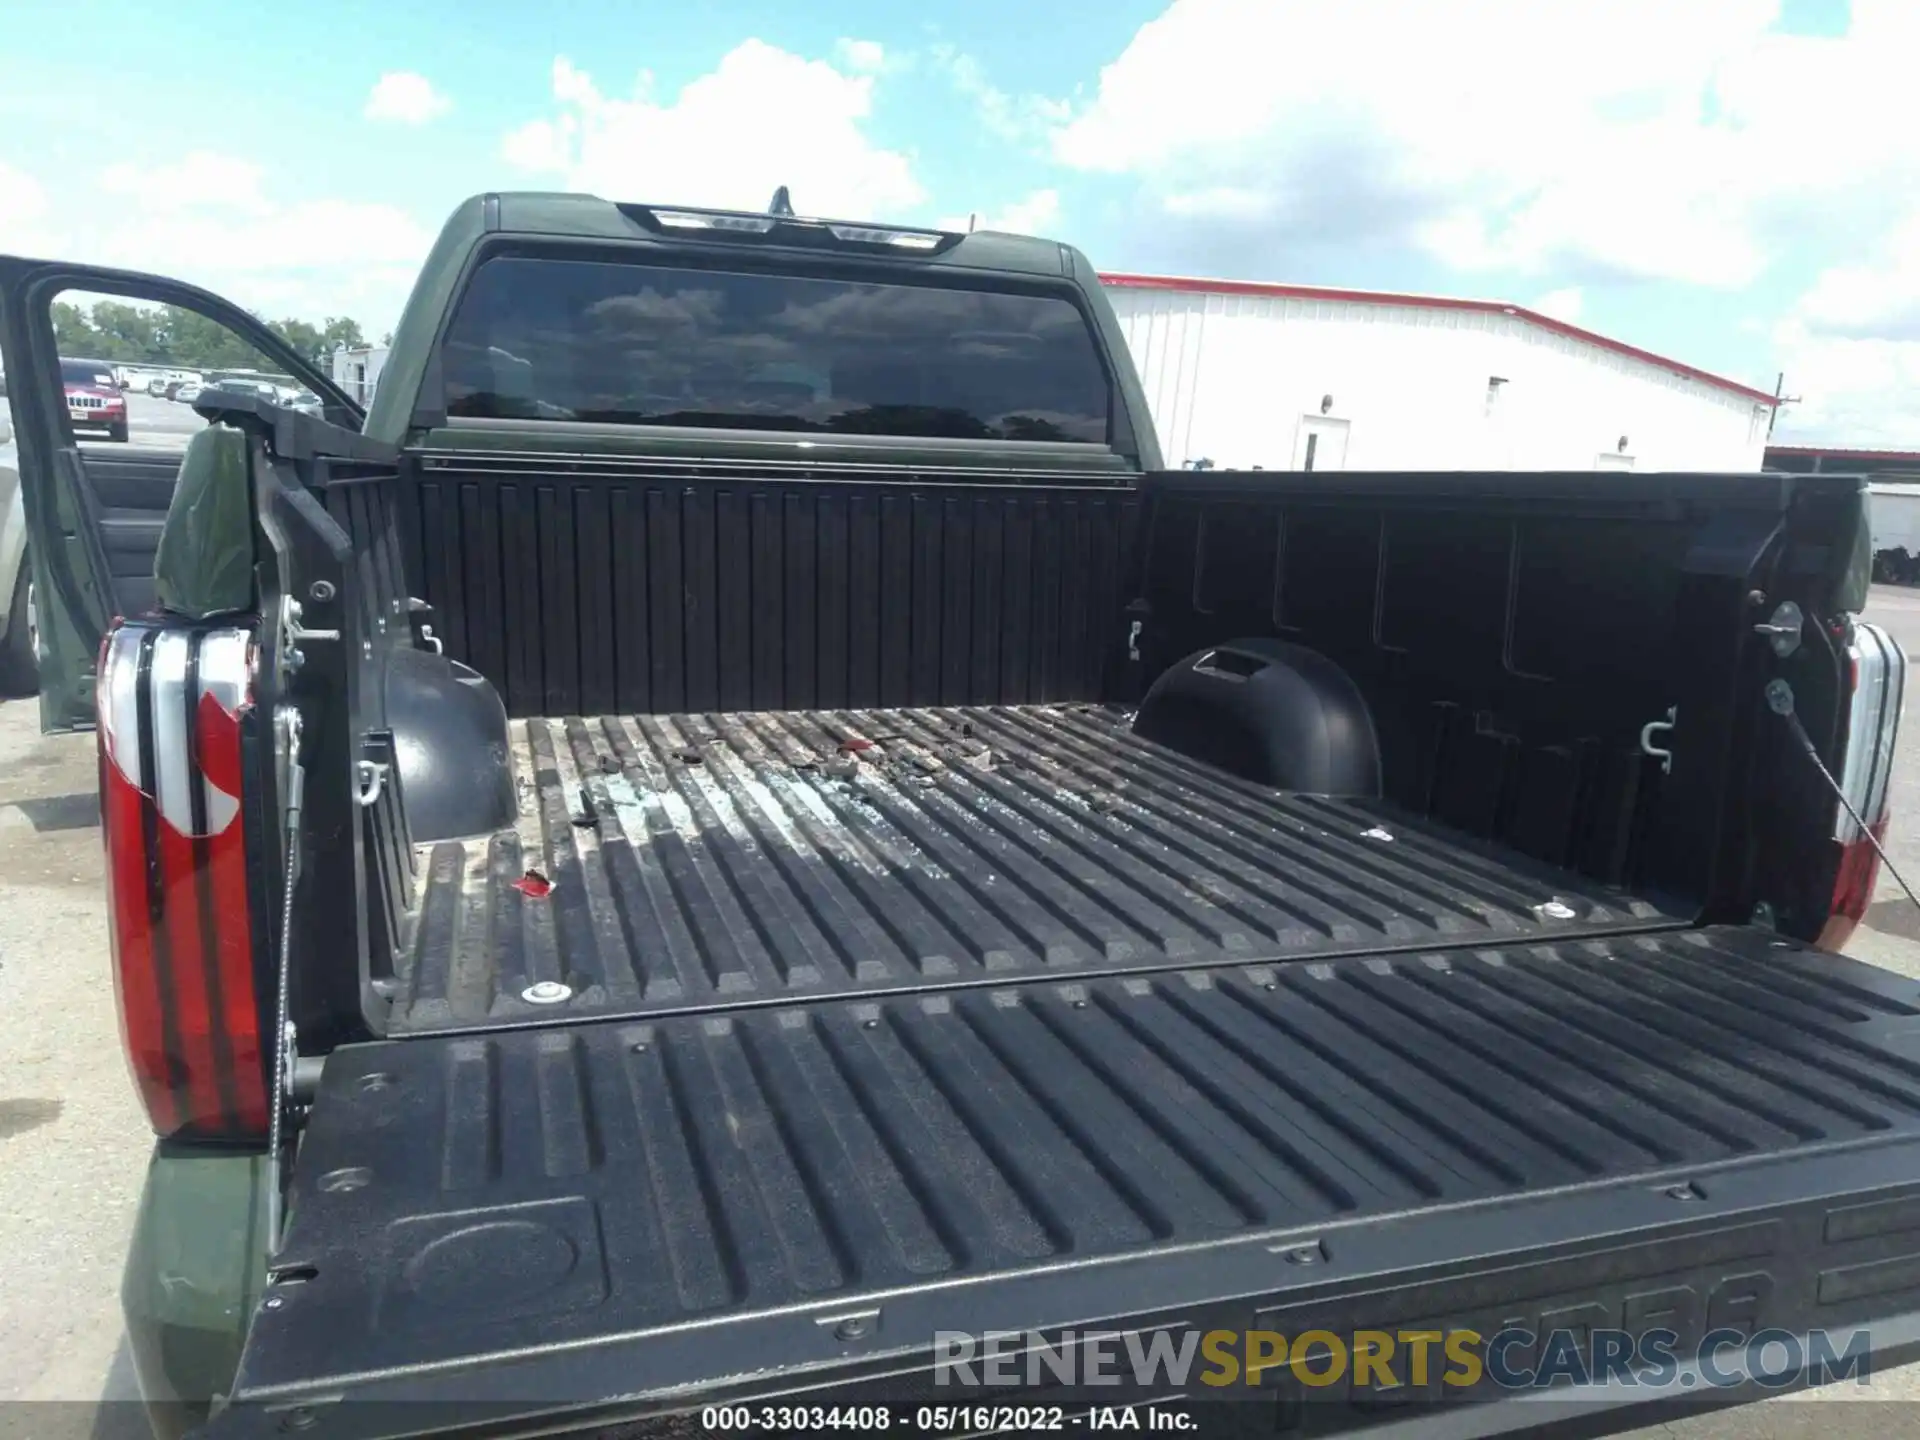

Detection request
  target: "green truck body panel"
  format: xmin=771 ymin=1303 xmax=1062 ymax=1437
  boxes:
xmin=359 ymin=195 xmax=489 ymax=447
xmin=121 ymin=1146 xmax=270 ymax=1439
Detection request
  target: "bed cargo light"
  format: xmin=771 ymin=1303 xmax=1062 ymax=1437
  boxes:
xmin=97 ymin=620 xmax=269 ymax=1139
xmin=824 ymin=224 xmax=943 ymax=250
xmin=650 ymin=210 xmax=777 ymax=235
xmin=634 ymin=200 xmax=950 ymax=251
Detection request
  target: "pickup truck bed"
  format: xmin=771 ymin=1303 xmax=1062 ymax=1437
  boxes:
xmin=237 ymin=921 xmax=1920 ymax=1428
xmin=13 ymin=199 xmax=1914 ymax=1440
xmin=242 ymin=700 xmax=1920 ymax=1432
xmin=391 ymin=703 xmax=1687 ymax=1031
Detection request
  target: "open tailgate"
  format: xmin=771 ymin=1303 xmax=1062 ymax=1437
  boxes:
xmin=204 ymin=924 xmax=1920 ymax=1437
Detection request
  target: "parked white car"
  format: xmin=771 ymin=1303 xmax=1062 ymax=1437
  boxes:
xmin=147 ymin=370 xmax=200 ymax=396
xmin=114 ymin=365 xmax=173 ymax=392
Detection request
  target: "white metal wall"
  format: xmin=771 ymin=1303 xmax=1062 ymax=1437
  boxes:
xmin=1870 ymin=483 xmax=1920 ymax=554
xmin=330 ymin=345 xmax=391 ymax=408
xmin=1106 ymin=287 xmax=1772 ymax=474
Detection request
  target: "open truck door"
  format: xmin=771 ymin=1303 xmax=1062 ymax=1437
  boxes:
xmin=0 ymin=256 xmax=358 ymax=730
xmin=0 ymin=257 xmax=409 ymax=1440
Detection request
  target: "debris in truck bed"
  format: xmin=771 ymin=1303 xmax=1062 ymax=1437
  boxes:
xmin=955 ymin=743 xmax=996 ymax=774
xmin=511 ymin=869 xmax=553 ymax=898
xmin=393 ymin=704 xmax=1689 ymax=1031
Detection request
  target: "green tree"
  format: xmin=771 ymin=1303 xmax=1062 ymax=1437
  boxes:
xmin=159 ymin=306 xmax=273 ymax=372
xmin=51 ymin=301 xmax=101 ymax=357
xmin=90 ymin=301 xmax=164 ymax=362
xmin=45 ymin=291 xmax=372 ymax=373
xmin=269 ymin=318 xmax=325 ymax=367
xmin=323 ymin=316 xmax=368 ymax=353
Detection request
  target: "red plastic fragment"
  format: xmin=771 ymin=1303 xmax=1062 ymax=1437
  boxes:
xmin=839 ymin=738 xmax=876 ymax=754
xmin=513 ymin=869 xmax=554 ymax=898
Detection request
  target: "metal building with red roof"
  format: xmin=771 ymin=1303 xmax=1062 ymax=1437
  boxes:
xmin=1099 ymin=272 xmax=1779 ymax=474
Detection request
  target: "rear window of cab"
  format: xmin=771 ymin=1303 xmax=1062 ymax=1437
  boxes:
xmin=439 ymin=256 xmax=1113 ymax=445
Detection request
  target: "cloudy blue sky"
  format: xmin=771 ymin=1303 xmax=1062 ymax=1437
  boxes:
xmin=1 ymin=0 xmax=1913 ymax=443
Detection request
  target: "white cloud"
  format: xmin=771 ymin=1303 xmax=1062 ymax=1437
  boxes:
xmin=364 ymin=71 xmax=452 ymax=125
xmin=0 ymin=162 xmax=47 ymax=219
xmin=95 ymin=198 xmax=431 ymax=279
xmin=100 ymin=152 xmax=271 ymax=215
xmin=0 ymin=161 xmax=56 ymax=257
xmin=1775 ymin=222 xmax=1920 ymax=444
xmin=500 ymin=112 xmax=571 ymax=174
xmin=834 ymin=39 xmax=887 ymax=75
xmin=103 ymin=195 xmax=432 ymax=334
xmin=1160 ymin=186 xmax=1275 ymax=222
xmin=1771 ymin=155 xmax=1920 ymax=441
xmin=937 ymin=188 xmax=1062 ymax=237
xmin=1050 ymin=0 xmax=1920 ymax=290
xmin=501 ymin=44 xmax=924 ymax=220
xmin=1531 ymin=287 xmax=1584 ymax=325
xmin=935 ymin=46 xmax=1069 ymax=145
xmin=2 ymin=153 xmax=431 ymax=336
xmin=1771 ymin=320 xmax=1920 ymax=446
xmin=1796 ymin=211 xmax=1920 ymax=342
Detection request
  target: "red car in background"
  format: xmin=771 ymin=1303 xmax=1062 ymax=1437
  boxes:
xmin=61 ymin=357 xmax=128 ymax=442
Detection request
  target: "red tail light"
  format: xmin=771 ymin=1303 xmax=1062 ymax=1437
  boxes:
xmin=1814 ymin=624 xmax=1905 ymax=952
xmin=97 ymin=621 xmax=269 ymax=1139
xmin=1817 ymin=817 xmax=1891 ymax=952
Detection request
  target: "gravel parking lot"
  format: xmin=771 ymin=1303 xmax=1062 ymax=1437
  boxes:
xmin=2 ymin=586 xmax=1920 ymax=1437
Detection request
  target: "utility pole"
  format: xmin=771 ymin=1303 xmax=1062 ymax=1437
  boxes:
xmin=1767 ymin=370 xmax=1802 ymax=440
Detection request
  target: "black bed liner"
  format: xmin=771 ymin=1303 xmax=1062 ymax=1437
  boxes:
xmin=392 ymin=704 xmax=1685 ymax=1031
xmin=228 ymin=924 xmax=1920 ymax=1432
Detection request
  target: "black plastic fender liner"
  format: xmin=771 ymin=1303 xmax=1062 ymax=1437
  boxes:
xmin=1132 ymin=638 xmax=1382 ymax=796
xmin=383 ymin=645 xmax=515 ymax=842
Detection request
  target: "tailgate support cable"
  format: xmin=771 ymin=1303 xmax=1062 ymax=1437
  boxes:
xmin=1767 ymin=678 xmax=1920 ymax=914
xmin=268 ymin=705 xmax=307 ymax=1250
